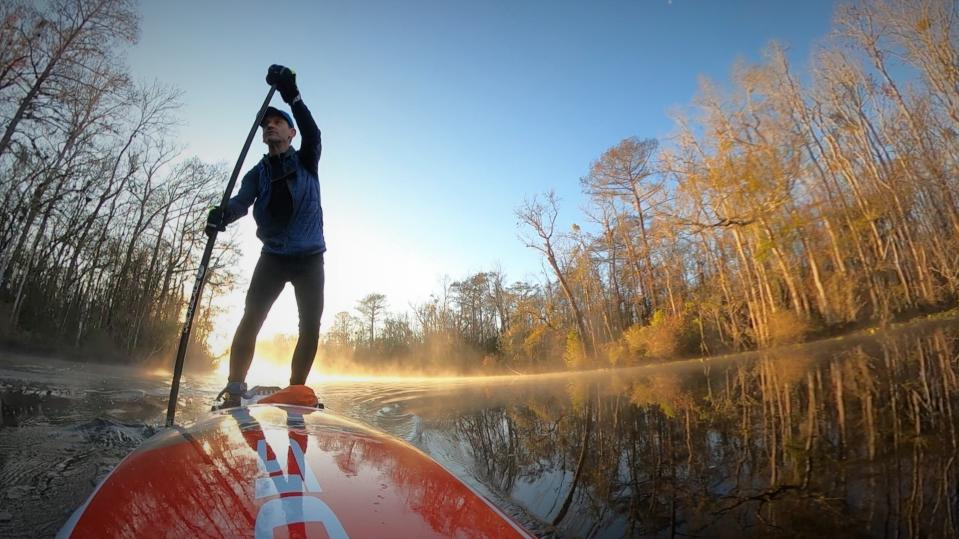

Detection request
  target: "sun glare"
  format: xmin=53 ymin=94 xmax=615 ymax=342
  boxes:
xmin=214 ymin=355 xmax=291 ymax=387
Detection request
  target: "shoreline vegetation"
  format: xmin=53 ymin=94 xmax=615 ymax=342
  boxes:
xmin=3 ymin=305 xmax=958 ymax=380
xmin=2 ymin=1 xmax=958 ymax=376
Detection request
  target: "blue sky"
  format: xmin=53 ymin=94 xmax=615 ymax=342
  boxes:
xmin=125 ymin=0 xmax=837 ymax=343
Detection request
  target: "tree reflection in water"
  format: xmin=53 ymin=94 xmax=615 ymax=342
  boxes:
xmin=451 ymin=324 xmax=959 ymax=537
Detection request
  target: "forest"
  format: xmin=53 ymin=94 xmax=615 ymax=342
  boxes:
xmin=0 ymin=0 xmax=237 ymax=367
xmin=321 ymin=0 xmax=959 ymax=374
xmin=1 ymin=0 xmax=957 ymax=374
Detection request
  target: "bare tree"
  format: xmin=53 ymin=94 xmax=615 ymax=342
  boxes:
xmin=517 ymin=191 xmax=594 ymax=357
xmin=356 ymin=293 xmax=388 ymax=347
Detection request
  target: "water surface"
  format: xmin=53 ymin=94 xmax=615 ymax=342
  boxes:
xmin=2 ymin=320 xmax=958 ymax=537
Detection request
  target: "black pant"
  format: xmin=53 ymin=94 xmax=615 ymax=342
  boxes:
xmin=229 ymin=252 xmax=324 ymax=386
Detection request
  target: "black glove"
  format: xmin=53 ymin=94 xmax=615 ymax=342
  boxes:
xmin=205 ymin=206 xmax=227 ymax=237
xmin=266 ymin=65 xmax=299 ymax=104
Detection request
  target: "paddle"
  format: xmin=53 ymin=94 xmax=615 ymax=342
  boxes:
xmin=165 ymin=85 xmax=277 ymax=428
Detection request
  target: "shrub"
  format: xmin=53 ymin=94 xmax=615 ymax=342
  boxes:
xmin=623 ymin=310 xmax=698 ymax=360
xmin=564 ymin=330 xmax=590 ymax=369
xmin=604 ymin=340 xmax=628 ymax=367
xmin=767 ymin=310 xmax=812 ymax=346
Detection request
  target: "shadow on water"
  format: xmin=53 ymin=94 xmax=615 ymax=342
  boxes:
xmin=2 ymin=321 xmax=959 ymax=537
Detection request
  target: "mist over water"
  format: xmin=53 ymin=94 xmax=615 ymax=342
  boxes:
xmin=3 ymin=320 xmax=959 ymax=537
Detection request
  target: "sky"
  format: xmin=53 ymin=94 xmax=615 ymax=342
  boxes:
xmin=123 ymin=0 xmax=837 ymax=348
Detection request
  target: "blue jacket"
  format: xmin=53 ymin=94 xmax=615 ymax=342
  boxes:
xmin=224 ymin=100 xmax=324 ymax=256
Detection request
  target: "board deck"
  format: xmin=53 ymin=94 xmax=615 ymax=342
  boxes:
xmin=58 ymin=404 xmax=533 ymax=538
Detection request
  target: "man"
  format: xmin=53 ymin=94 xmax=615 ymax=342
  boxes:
xmin=207 ymin=65 xmax=324 ymax=408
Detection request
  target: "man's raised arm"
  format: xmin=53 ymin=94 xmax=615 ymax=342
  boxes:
xmin=266 ymin=64 xmax=321 ymax=177
xmin=290 ymin=98 xmax=321 ymax=177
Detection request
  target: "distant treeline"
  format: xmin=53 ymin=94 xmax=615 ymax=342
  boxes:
xmin=316 ymin=0 xmax=959 ymax=374
xmin=0 ymin=0 xmax=237 ymax=366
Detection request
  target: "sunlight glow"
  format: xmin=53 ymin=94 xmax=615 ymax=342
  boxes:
xmin=211 ymin=352 xmax=589 ymax=387
xmin=215 ymin=355 xmax=292 ymax=387
xmin=207 ymin=210 xmax=445 ymax=353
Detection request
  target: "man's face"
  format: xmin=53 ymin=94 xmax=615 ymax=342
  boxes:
xmin=262 ymin=115 xmax=295 ymax=146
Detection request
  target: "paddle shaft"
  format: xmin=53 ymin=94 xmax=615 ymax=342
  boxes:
xmin=165 ymin=86 xmax=277 ymax=427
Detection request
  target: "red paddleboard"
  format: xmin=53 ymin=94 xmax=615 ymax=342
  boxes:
xmin=58 ymin=397 xmax=534 ymax=538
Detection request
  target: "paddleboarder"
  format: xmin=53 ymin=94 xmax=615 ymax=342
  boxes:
xmin=206 ymin=65 xmax=325 ymax=408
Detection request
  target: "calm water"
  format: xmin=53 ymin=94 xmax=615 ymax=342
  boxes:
xmin=2 ymin=320 xmax=959 ymax=537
